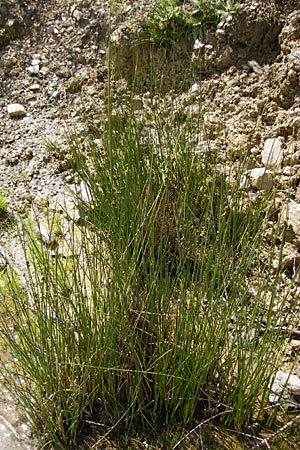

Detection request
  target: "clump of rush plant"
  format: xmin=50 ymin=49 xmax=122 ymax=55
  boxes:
xmin=0 ymin=91 xmax=292 ymax=449
xmin=146 ymin=0 xmax=237 ymax=47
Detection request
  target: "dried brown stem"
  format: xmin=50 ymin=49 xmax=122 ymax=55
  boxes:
xmin=249 ymin=413 xmax=300 ymax=450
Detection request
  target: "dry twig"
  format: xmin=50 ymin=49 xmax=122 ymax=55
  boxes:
xmin=172 ymin=408 xmax=233 ymax=449
xmin=249 ymin=413 xmax=300 ymax=449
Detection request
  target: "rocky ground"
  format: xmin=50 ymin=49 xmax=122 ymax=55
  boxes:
xmin=1 ymin=0 xmax=300 ymax=448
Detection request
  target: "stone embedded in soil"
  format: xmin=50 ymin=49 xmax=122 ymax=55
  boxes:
xmin=248 ymin=59 xmax=263 ymax=75
xmin=72 ymin=9 xmax=84 ymax=21
xmin=38 ymin=224 xmax=57 ymax=246
xmin=282 ymin=201 xmax=300 ymax=248
xmin=283 ymin=141 xmax=300 ymax=166
xmin=247 ymin=168 xmax=273 ymax=191
xmin=78 ymin=181 xmax=92 ymax=203
xmin=27 ymin=58 xmax=40 ymax=74
xmin=282 ymin=242 xmax=300 ymax=268
xmin=269 ymin=370 xmax=300 ymax=406
xmin=7 ymin=103 xmax=26 ymax=118
xmin=261 ymin=137 xmax=284 ymax=170
xmin=29 ymin=83 xmax=40 ymax=92
xmin=290 ymin=340 xmax=300 ymax=353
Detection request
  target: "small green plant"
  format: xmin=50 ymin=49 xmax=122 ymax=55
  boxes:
xmin=0 ymin=191 xmax=13 ymax=229
xmin=0 ymin=0 xmax=19 ymax=47
xmin=146 ymin=0 xmax=237 ymax=46
xmin=110 ymin=0 xmax=125 ymax=12
xmin=0 ymin=193 xmax=8 ymax=218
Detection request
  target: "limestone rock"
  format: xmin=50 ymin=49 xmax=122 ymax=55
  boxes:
xmin=283 ymin=141 xmax=300 ymax=166
xmin=27 ymin=58 xmax=40 ymax=74
xmin=78 ymin=181 xmax=92 ymax=203
xmin=29 ymin=83 xmax=40 ymax=92
xmin=7 ymin=103 xmax=26 ymax=118
xmin=282 ymin=201 xmax=300 ymax=248
xmin=269 ymin=370 xmax=300 ymax=406
xmin=37 ymin=223 xmax=59 ymax=247
xmin=248 ymin=59 xmax=262 ymax=75
xmin=72 ymin=9 xmax=84 ymax=21
xmin=248 ymin=168 xmax=273 ymax=191
xmin=282 ymin=242 xmax=300 ymax=268
xmin=261 ymin=137 xmax=284 ymax=170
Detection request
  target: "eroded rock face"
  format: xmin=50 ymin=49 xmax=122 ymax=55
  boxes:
xmin=109 ymin=0 xmax=288 ymax=91
xmin=279 ymin=10 xmax=300 ymax=52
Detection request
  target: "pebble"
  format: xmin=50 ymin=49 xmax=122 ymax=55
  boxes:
xmin=248 ymin=59 xmax=263 ymax=75
xmin=282 ymin=201 xmax=300 ymax=248
xmin=7 ymin=103 xmax=26 ymax=118
xmin=62 ymin=19 xmax=73 ymax=28
xmin=29 ymin=83 xmax=40 ymax=92
xmin=37 ymin=224 xmax=53 ymax=245
xmin=247 ymin=168 xmax=273 ymax=191
xmin=47 ymin=25 xmax=58 ymax=34
xmin=28 ymin=63 xmax=40 ymax=74
xmin=73 ymin=9 xmax=84 ymax=21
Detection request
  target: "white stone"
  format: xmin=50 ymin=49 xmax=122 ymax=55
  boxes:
xmin=190 ymin=83 xmax=200 ymax=93
xmin=261 ymin=137 xmax=284 ymax=170
xmin=284 ymin=142 xmax=299 ymax=166
xmin=7 ymin=103 xmax=26 ymax=118
xmin=29 ymin=83 xmax=40 ymax=91
xmin=39 ymin=68 xmax=48 ymax=76
xmin=194 ymin=140 xmax=210 ymax=155
xmin=110 ymin=31 xmax=119 ymax=43
xmin=38 ymin=225 xmax=56 ymax=245
xmin=93 ymin=139 xmax=102 ymax=148
xmin=248 ymin=168 xmax=273 ymax=191
xmin=248 ymin=59 xmax=263 ymax=75
xmin=269 ymin=370 xmax=300 ymax=405
xmin=73 ymin=9 xmax=83 ymax=21
xmin=79 ymin=181 xmax=92 ymax=202
xmin=28 ymin=63 xmax=39 ymax=74
xmin=193 ymin=39 xmax=205 ymax=50
xmin=239 ymin=174 xmax=248 ymax=190
xmin=282 ymin=201 xmax=300 ymax=247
